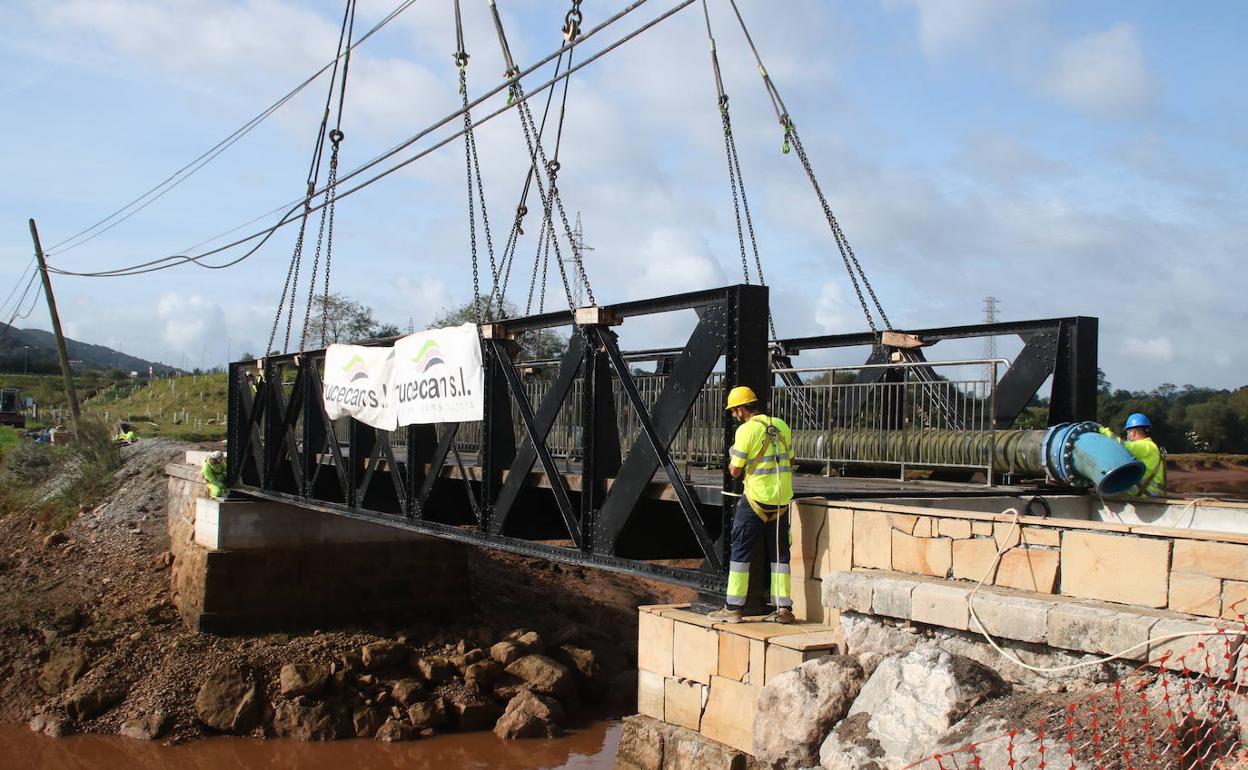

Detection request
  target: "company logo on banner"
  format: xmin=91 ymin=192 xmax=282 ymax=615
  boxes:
xmin=321 ymin=344 xmax=397 ymax=431
xmin=393 ymin=323 xmax=484 ymax=425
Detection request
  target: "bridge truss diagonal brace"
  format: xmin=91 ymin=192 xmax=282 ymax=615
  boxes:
xmin=411 ymin=422 xmax=460 ymax=521
xmin=304 ymin=364 xmax=352 ymax=503
xmin=228 ymin=373 xmax=267 ymax=488
xmin=591 ymin=314 xmax=727 ymax=571
xmin=488 ymin=333 xmax=588 ymax=544
xmin=265 ymin=363 xmax=306 ymax=494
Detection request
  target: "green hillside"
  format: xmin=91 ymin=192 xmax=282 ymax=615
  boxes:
xmin=83 ymin=373 xmax=229 ymax=442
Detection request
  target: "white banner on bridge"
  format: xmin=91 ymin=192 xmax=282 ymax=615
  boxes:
xmin=393 ymin=323 xmax=484 ymax=425
xmin=321 ymin=344 xmax=398 ymax=431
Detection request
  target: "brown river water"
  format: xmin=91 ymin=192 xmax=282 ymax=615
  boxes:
xmin=0 ymin=720 xmax=620 ymax=770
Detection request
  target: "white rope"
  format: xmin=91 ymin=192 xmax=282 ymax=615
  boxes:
xmin=967 ymin=508 xmax=1242 ymax=674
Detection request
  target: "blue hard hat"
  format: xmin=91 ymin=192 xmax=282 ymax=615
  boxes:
xmin=1124 ymin=412 xmax=1151 ymax=430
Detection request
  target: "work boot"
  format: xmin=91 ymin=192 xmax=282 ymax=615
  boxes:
xmin=707 ymin=605 xmax=743 ymax=624
xmin=765 ymin=607 xmax=795 ymax=625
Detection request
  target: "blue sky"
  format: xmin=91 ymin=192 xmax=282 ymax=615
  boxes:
xmin=1 ymin=0 xmax=1244 ymax=390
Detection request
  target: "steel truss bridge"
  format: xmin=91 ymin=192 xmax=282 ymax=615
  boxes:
xmin=227 ymin=284 xmax=1097 ymax=594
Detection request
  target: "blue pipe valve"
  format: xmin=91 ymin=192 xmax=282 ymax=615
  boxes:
xmin=1043 ymin=421 xmax=1145 ymax=496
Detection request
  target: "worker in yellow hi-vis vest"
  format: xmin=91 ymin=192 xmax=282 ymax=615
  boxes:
xmin=708 ymin=386 xmax=795 ymax=624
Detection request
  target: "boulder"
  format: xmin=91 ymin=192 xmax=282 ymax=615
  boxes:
xmin=552 ymin=644 xmax=602 ymax=692
xmin=375 ymin=717 xmax=418 ymax=742
xmin=453 ymin=648 xmax=487 ymax=671
xmin=279 ymin=663 xmax=330 ymax=699
xmin=407 ymin=697 xmax=449 ymax=730
xmin=391 ymin=678 xmax=426 ymax=706
xmin=847 ymin=647 xmax=1010 ymax=763
xmin=65 ymin=680 xmax=126 ymax=722
xmin=493 ymin=673 xmax=527 ymax=702
xmin=195 ymin=664 xmax=262 ymax=733
xmin=28 ymin=713 xmax=72 ymax=737
xmin=272 ymin=699 xmax=341 ymax=741
xmin=361 ymin=640 xmax=410 ymax=671
xmin=819 ymin=713 xmax=887 ymax=770
xmin=504 ymin=655 xmax=577 ymax=704
xmin=753 ymin=655 xmax=865 ymax=769
xmin=548 ymin=622 xmax=614 ymax=650
xmin=352 ymin=706 xmax=385 ymax=739
xmin=450 ymin=691 xmax=505 ymax=731
xmin=932 ymin=713 xmax=1044 ymax=770
xmin=506 ymin=630 xmax=544 ymax=654
xmin=464 ymin=660 xmax=503 ymax=691
xmin=416 ymin=655 xmax=456 ymax=684
xmin=615 ymin=714 xmax=666 ymax=770
xmin=493 ymin=688 xmax=565 ymax=739
xmin=119 ymin=712 xmax=171 ymax=741
xmin=39 ymin=646 xmax=87 ymax=695
xmin=491 ymin=641 xmax=524 ymax=666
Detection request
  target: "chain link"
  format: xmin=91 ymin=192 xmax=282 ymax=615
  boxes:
xmin=561 ymin=0 xmax=583 ymax=41
xmin=300 ymin=131 xmax=342 ymax=351
xmin=320 ymin=134 xmax=341 ymax=347
xmin=266 ymin=197 xmax=312 ymax=356
xmin=462 ymin=68 xmax=483 ymax=326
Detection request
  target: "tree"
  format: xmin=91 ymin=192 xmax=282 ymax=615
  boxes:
xmin=306 ymin=293 xmax=399 ymax=345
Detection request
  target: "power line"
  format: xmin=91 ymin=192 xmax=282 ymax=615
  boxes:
xmin=47 ymin=0 xmax=691 ymax=281
xmin=43 ymin=0 xmax=420 ymax=258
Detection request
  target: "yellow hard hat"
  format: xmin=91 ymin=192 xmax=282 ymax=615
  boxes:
xmin=725 ymin=385 xmax=759 ymax=411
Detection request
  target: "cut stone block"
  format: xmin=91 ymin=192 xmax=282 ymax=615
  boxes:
xmin=952 ymin=538 xmax=1000 ymax=583
xmin=791 ymin=502 xmax=834 ymax=579
xmin=1046 ymin=602 xmax=1157 ymax=661
xmin=890 ymin=513 xmax=919 ymax=534
xmin=718 ymin=632 xmax=750 ymax=682
xmin=1173 ymin=541 xmax=1248 ymax=582
xmin=971 ymin=521 xmax=994 ymax=536
xmin=659 ymin=608 xmax=715 ymax=628
xmin=764 ymin=644 xmax=832 ymax=685
xmin=993 ymin=522 xmax=1021 ymax=550
xmin=637 ymin=670 xmax=664 ymax=720
xmin=912 ymin=518 xmax=934 ymax=537
xmin=911 ymin=582 xmax=971 ymax=631
xmin=792 ymin=577 xmax=826 ymax=624
xmin=769 ymin=630 xmax=845 ymax=653
xmin=1149 ymin=618 xmax=1241 ymax=678
xmin=969 ymin=590 xmax=1051 ymax=644
xmin=721 ymin=623 xmax=808 ymax=642
xmin=1061 ymin=532 xmax=1170 ymax=607
xmin=826 ymin=509 xmax=854 ymax=574
xmin=638 ymin=611 xmax=674 ymax=677
xmin=891 ymin=530 xmax=952 ymax=578
xmin=994 ymin=548 xmax=1060 ymax=593
xmin=1020 ymin=527 xmax=1061 ymax=547
xmin=824 ymin=571 xmax=873 ymax=614
xmin=700 ymin=676 xmax=759 ymax=754
xmin=870 ymin=574 xmax=915 ymax=619
xmin=748 ymin=640 xmax=765 ymax=687
xmin=1223 ymin=580 xmax=1248 ymax=621
xmin=673 ymin=622 xmax=718 ymax=685
xmin=853 ymin=510 xmax=892 ymax=570
xmin=938 ymin=519 xmax=972 ymax=539
xmin=1169 ymin=572 xmax=1221 ymax=617
xmin=663 ymin=677 xmax=706 ymax=731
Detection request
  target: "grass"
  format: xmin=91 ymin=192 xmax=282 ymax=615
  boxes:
xmin=1168 ymin=453 xmax=1248 ymax=470
xmin=80 ymin=372 xmax=228 ymax=442
xmin=0 ymin=427 xmax=16 ymax=453
xmin=0 ymin=417 xmax=120 ymax=530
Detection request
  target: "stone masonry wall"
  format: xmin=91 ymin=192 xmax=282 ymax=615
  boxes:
xmin=166 ymin=463 xmax=467 ymax=633
xmin=792 ymin=497 xmax=1248 ymax=620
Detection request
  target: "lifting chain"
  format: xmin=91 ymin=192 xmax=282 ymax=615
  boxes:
xmin=320 ymin=130 xmax=343 ymax=347
xmin=266 ymin=190 xmax=313 ymax=356
xmin=300 ymin=129 xmax=342 ymax=350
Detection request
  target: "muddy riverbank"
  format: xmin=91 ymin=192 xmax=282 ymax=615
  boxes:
xmin=0 ymin=439 xmax=692 ymax=746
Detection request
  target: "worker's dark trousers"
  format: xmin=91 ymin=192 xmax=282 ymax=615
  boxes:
xmin=725 ymin=496 xmax=791 ymax=609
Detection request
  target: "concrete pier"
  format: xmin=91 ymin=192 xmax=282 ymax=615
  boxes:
xmin=166 ymin=455 xmax=466 ymax=633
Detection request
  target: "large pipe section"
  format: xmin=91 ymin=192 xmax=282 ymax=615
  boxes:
xmin=789 ymin=421 xmax=1144 ymax=495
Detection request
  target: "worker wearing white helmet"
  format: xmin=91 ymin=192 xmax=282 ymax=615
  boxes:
xmin=202 ymin=451 xmax=227 ymax=499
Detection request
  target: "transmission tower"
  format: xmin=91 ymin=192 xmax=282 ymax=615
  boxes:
xmin=565 ymin=212 xmax=594 ymax=308
xmin=983 ymin=296 xmax=1000 ymax=384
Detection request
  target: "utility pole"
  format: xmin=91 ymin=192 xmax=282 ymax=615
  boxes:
xmin=28 ymin=219 xmax=82 ymax=436
xmin=566 ymin=212 xmax=594 ymax=308
xmin=982 ymin=296 xmax=1000 ymax=386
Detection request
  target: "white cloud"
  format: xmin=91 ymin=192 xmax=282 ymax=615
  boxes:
xmin=157 ymin=292 xmax=226 ymax=357
xmin=894 ymin=0 xmax=1040 ymax=57
xmin=1044 ymin=24 xmax=1155 ymax=120
xmin=814 ymin=282 xmax=857 ymax=334
xmin=1123 ymin=335 xmax=1175 ymax=364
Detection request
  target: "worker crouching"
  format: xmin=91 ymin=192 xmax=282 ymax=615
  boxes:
xmin=708 ymin=386 xmax=795 ymax=624
xmin=202 ymin=450 xmax=227 ymax=499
